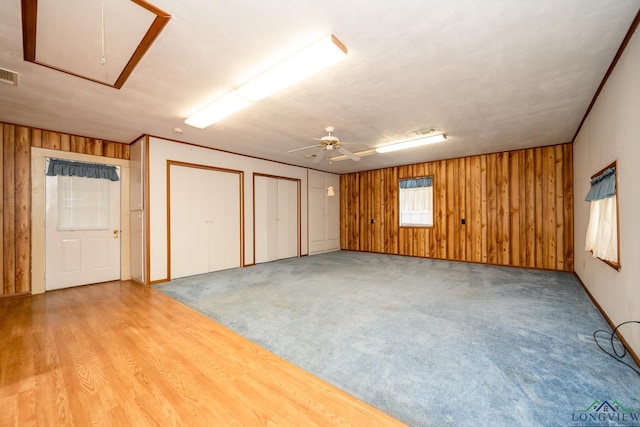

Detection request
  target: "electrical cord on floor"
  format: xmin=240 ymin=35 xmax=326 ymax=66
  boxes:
xmin=593 ymin=320 xmax=640 ymax=376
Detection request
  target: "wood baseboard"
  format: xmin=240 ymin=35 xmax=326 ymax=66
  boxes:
xmin=0 ymin=291 xmax=30 ymax=299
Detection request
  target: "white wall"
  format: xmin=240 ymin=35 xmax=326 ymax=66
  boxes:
xmin=147 ymin=137 xmax=311 ymax=283
xmin=573 ymin=28 xmax=640 ymax=356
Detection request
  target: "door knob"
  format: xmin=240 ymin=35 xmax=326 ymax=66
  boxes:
xmin=113 ymin=229 xmax=120 ymax=239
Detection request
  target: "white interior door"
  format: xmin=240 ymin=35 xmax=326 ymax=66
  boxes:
xmin=308 ymin=186 xmax=327 ymax=253
xmin=308 ymin=170 xmax=340 ymax=254
xmin=45 ymin=170 xmax=121 ymax=290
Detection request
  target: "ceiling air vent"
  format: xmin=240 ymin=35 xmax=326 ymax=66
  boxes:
xmin=0 ymin=68 xmax=19 ymax=86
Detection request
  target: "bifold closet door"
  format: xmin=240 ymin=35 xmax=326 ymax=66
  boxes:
xmin=255 ymin=177 xmax=278 ymax=263
xmin=277 ymin=179 xmax=298 ymax=259
xmin=255 ymin=176 xmax=298 ymax=263
xmin=207 ymin=171 xmax=241 ymax=272
xmin=170 ymin=165 xmax=240 ymax=279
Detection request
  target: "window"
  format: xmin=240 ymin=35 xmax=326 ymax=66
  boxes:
xmin=57 ymin=175 xmax=112 ymax=231
xmin=399 ymin=177 xmax=433 ymax=227
xmin=46 ymin=158 xmax=119 ymax=231
xmin=584 ymin=162 xmax=619 ymax=269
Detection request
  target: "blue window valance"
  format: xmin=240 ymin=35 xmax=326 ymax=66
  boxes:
xmin=400 ymin=177 xmax=432 ymax=189
xmin=584 ymin=167 xmax=615 ymax=202
xmin=46 ymin=159 xmax=119 ymax=181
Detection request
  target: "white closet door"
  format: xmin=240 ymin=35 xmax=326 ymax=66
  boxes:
xmin=254 ymin=177 xmax=269 ymax=263
xmin=255 ymin=176 xmax=298 ymax=263
xmin=266 ymin=179 xmax=279 ymax=260
xmin=277 ymin=179 xmax=298 ymax=259
xmin=255 ymin=176 xmax=278 ymax=263
xmin=171 ymin=167 xmax=209 ymax=278
xmin=208 ymin=171 xmax=241 ymax=271
xmin=170 ymin=169 xmax=191 ymax=278
xmin=170 ymin=165 xmax=241 ymax=279
xmin=192 ymin=173 xmax=213 ymax=274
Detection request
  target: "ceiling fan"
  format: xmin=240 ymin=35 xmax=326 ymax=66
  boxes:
xmin=287 ymin=126 xmax=362 ymax=163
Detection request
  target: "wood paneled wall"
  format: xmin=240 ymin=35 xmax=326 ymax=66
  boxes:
xmin=340 ymin=143 xmax=574 ymax=271
xmin=30 ymin=128 xmax=130 ymax=159
xmin=0 ymin=122 xmax=129 ymax=297
xmin=1 ymin=124 xmax=30 ymax=296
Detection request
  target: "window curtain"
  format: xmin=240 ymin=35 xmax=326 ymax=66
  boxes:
xmin=399 ymin=178 xmax=433 ymax=211
xmin=584 ymin=168 xmax=615 ymax=202
xmin=399 ymin=177 xmax=432 ymax=189
xmin=46 ymin=159 xmax=119 ymax=181
xmin=400 ymin=187 xmax=433 ymax=211
xmin=584 ymin=167 xmax=617 ymax=263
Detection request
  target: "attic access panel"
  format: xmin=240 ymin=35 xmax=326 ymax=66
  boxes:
xmin=21 ymin=0 xmax=170 ymax=89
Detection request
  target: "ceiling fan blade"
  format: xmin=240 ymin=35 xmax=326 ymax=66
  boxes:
xmin=313 ymin=148 xmax=327 ymax=164
xmin=337 ymin=147 xmax=361 ymax=161
xmin=287 ymin=144 xmax=322 ymax=153
xmin=339 ymin=141 xmax=369 ymax=147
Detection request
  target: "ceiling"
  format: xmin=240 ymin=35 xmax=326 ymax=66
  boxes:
xmin=1 ymin=0 xmax=639 ymax=174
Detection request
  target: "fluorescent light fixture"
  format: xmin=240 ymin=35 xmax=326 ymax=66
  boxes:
xmin=185 ymin=93 xmax=251 ymax=127
xmin=185 ymin=35 xmax=347 ymax=128
xmin=375 ymin=133 xmax=447 ymax=153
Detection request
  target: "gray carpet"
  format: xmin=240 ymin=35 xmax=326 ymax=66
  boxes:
xmin=156 ymin=251 xmax=640 ymax=427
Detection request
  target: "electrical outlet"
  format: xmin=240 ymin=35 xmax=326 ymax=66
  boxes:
xmin=461 ymin=218 xmax=466 ymax=225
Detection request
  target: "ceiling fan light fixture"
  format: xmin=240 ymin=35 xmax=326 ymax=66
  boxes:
xmin=375 ymin=133 xmax=447 ymax=153
xmin=185 ymin=35 xmax=347 ymax=128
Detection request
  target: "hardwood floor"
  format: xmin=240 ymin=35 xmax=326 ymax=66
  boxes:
xmin=0 ymin=281 xmax=405 ymax=426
